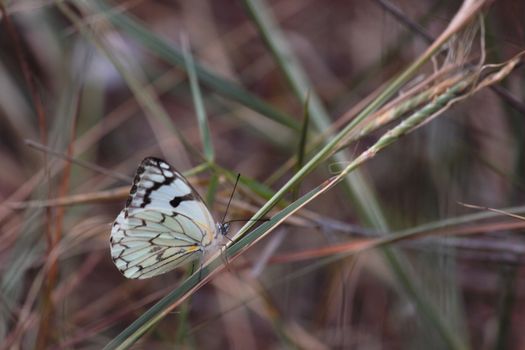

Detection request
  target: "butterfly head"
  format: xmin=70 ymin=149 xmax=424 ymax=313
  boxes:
xmin=217 ymin=222 xmax=230 ymax=236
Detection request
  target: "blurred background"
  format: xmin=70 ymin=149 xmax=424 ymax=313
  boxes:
xmin=0 ymin=0 xmax=524 ymax=349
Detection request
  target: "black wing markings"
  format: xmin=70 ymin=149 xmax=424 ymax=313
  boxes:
xmin=170 ymin=193 xmax=195 ymax=208
xmin=124 ymin=157 xmax=181 ymax=215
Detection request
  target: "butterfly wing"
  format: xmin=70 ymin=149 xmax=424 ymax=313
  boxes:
xmin=110 ymin=157 xmax=217 ymax=279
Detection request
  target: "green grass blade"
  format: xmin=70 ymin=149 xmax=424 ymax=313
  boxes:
xmin=214 ymin=164 xmax=277 ymax=200
xmin=92 ymin=0 xmax=300 ymax=131
xmin=292 ymin=92 xmax=310 ymax=199
xmin=182 ymin=41 xmax=214 ymax=162
xmin=205 ymin=173 xmax=219 ymax=208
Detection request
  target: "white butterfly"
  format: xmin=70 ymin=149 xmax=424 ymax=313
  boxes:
xmin=110 ymin=157 xmax=228 ymax=279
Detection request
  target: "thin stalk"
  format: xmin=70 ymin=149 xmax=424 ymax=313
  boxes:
xmin=183 ymin=39 xmax=215 ymax=162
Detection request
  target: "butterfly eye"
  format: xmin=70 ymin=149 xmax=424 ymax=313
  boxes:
xmin=217 ymin=222 xmax=230 ymax=236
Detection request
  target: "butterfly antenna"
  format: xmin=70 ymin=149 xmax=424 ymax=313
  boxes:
xmin=224 ymin=218 xmax=270 ymax=225
xmin=220 ymin=173 xmax=241 ymax=227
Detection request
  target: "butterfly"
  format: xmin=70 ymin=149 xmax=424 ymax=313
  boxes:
xmin=110 ymin=157 xmax=229 ymax=279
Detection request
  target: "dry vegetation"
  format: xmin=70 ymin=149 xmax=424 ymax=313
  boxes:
xmin=0 ymin=0 xmax=524 ymax=349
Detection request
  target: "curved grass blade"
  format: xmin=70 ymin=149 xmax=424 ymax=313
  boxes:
xmin=243 ymin=0 xmax=388 ymax=228
xmin=103 ymin=176 xmax=330 ymax=350
xmin=240 ymin=0 xmax=490 ymax=235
